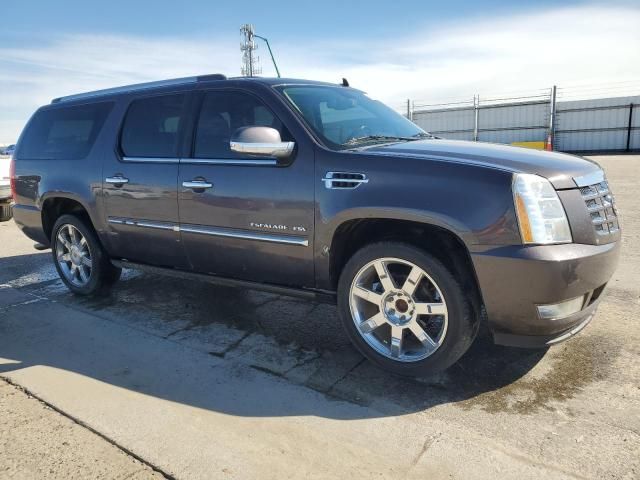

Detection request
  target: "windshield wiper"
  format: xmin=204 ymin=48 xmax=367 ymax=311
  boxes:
xmin=410 ymin=132 xmax=439 ymax=139
xmin=343 ymin=135 xmax=416 ymax=146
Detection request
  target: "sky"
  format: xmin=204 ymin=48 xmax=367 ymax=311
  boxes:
xmin=1 ymin=0 xmax=639 ymax=144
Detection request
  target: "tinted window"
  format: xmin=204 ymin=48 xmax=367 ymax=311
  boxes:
xmin=17 ymin=102 xmax=113 ymax=160
xmin=121 ymin=94 xmax=186 ymax=158
xmin=194 ymin=91 xmax=284 ymax=159
xmin=277 ymin=86 xmax=426 ymax=149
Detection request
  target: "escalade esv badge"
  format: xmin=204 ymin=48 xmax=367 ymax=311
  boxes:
xmin=249 ymin=222 xmax=307 ymax=233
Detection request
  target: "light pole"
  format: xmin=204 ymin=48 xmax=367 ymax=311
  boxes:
xmin=253 ymin=34 xmax=281 ymax=78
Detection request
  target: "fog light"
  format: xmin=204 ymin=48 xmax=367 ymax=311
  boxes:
xmin=537 ymin=296 xmax=585 ymax=320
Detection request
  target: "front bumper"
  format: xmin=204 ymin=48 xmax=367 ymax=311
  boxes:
xmin=470 ymin=241 xmax=620 ymax=347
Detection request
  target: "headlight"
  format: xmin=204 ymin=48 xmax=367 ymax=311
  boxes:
xmin=513 ymin=173 xmax=572 ymax=244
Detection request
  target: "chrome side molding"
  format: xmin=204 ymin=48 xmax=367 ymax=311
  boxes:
xmin=122 ymin=157 xmax=180 ymax=164
xmin=181 ymin=158 xmax=277 ymax=166
xmin=181 ymin=223 xmax=309 ymax=246
xmin=108 ymin=217 xmax=179 ymax=232
xmin=107 ymin=217 xmax=308 ymax=246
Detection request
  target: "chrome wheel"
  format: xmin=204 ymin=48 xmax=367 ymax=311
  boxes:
xmin=349 ymin=257 xmax=448 ymax=362
xmin=56 ymin=224 xmax=92 ymax=287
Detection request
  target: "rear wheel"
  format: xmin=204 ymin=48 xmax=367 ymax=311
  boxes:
xmin=51 ymin=214 xmax=121 ymax=296
xmin=337 ymin=242 xmax=478 ymax=376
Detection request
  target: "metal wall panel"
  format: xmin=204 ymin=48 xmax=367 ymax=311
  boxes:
xmin=555 ymin=96 xmax=640 ymax=152
xmin=412 ymin=107 xmax=474 ymax=139
xmin=410 ymin=93 xmax=639 ymax=152
xmin=478 ymin=102 xmax=548 ymax=129
xmin=479 ymin=128 xmax=548 ymax=144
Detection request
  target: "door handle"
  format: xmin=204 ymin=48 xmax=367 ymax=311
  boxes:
xmin=182 ymin=180 xmax=213 ymax=190
xmin=105 ymin=176 xmax=129 ymax=185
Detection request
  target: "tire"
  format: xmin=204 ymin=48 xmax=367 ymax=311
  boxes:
xmin=337 ymin=242 xmax=478 ymax=377
xmin=51 ymin=214 xmax=121 ymax=296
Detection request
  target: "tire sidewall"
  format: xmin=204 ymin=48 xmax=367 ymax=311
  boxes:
xmin=51 ymin=214 xmax=107 ymax=296
xmin=337 ymin=242 xmax=476 ymax=376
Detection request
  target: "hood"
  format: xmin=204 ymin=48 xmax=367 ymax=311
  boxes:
xmin=363 ymin=139 xmax=601 ymax=189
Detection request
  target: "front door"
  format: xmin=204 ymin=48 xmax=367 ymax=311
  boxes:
xmin=103 ymin=92 xmax=189 ymax=268
xmin=178 ymin=90 xmax=315 ymax=287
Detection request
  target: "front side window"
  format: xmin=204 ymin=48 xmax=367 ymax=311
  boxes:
xmin=276 ymin=85 xmax=431 ymax=150
xmin=194 ymin=91 xmax=285 ymax=159
xmin=120 ymin=93 xmax=186 ymax=158
xmin=17 ymin=102 xmax=113 ymax=160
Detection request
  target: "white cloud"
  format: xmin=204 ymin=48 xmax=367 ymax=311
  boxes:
xmin=1 ymin=4 xmax=639 ymax=143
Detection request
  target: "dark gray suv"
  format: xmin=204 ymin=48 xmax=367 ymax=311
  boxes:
xmin=11 ymin=74 xmax=620 ymax=376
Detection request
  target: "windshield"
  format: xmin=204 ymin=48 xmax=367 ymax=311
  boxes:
xmin=276 ymin=85 xmax=432 ymax=150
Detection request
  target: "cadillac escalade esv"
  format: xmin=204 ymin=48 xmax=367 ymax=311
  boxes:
xmin=11 ymin=75 xmax=620 ymax=376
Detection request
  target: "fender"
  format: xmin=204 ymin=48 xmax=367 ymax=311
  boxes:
xmin=314 ymin=206 xmax=477 ymax=290
xmin=317 ymin=206 xmax=475 ymax=251
xmin=38 ymin=189 xmax=103 ymax=243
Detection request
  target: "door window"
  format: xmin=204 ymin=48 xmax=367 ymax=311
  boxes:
xmin=194 ymin=91 xmax=285 ymax=159
xmin=120 ymin=93 xmax=186 ymax=158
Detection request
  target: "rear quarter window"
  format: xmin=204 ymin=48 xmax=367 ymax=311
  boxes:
xmin=17 ymin=102 xmax=113 ymax=160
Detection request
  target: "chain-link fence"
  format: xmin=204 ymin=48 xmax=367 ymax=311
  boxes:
xmin=399 ymin=81 xmax=640 ymax=153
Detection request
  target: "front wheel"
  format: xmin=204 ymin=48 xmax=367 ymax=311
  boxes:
xmin=337 ymin=242 xmax=478 ymax=376
xmin=51 ymin=214 xmax=121 ymax=296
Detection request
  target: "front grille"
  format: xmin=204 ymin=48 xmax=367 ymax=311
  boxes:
xmin=579 ymin=180 xmax=619 ymax=235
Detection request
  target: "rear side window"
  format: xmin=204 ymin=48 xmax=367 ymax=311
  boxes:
xmin=120 ymin=94 xmax=186 ymax=158
xmin=17 ymin=102 xmax=113 ymax=160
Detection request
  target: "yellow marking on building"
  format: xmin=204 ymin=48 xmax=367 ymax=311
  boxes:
xmin=511 ymin=141 xmax=546 ymax=150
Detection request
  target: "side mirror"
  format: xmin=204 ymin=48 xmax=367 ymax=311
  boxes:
xmin=229 ymin=126 xmax=295 ymax=159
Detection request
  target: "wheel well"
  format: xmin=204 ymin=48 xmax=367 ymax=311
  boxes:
xmin=329 ymin=219 xmax=484 ymax=312
xmin=41 ymin=197 xmax=92 ymax=242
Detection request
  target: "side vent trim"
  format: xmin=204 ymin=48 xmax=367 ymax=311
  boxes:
xmin=322 ymin=172 xmax=369 ymax=190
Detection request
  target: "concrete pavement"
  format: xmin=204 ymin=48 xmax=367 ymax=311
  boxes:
xmin=1 ymin=155 xmax=639 ymax=479
xmin=0 ymin=377 xmax=163 ymax=479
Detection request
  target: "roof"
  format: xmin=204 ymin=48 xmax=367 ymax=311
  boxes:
xmin=50 ymin=74 xmax=345 ymax=104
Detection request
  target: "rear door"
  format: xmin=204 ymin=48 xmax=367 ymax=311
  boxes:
xmin=102 ymin=92 xmax=190 ymax=268
xmin=178 ymin=89 xmax=315 ymax=287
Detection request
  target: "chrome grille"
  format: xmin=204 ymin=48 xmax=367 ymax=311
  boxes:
xmin=580 ymin=180 xmax=619 ymax=235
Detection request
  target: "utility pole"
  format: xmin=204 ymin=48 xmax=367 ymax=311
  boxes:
xmin=240 ymin=24 xmax=261 ymax=77
xmin=253 ymin=34 xmax=281 ymax=78
xmin=546 ymin=85 xmax=557 ymax=151
xmin=473 ymin=95 xmax=480 ymax=142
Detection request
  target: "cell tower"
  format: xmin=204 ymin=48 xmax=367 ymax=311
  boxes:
xmin=240 ymin=24 xmax=261 ymax=77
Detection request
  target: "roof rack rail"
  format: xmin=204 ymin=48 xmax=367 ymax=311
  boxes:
xmin=197 ymin=73 xmax=227 ymax=82
xmin=51 ymin=73 xmax=228 ymax=104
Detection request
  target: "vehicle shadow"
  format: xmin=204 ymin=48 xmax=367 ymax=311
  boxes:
xmin=0 ymin=260 xmax=549 ymax=420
